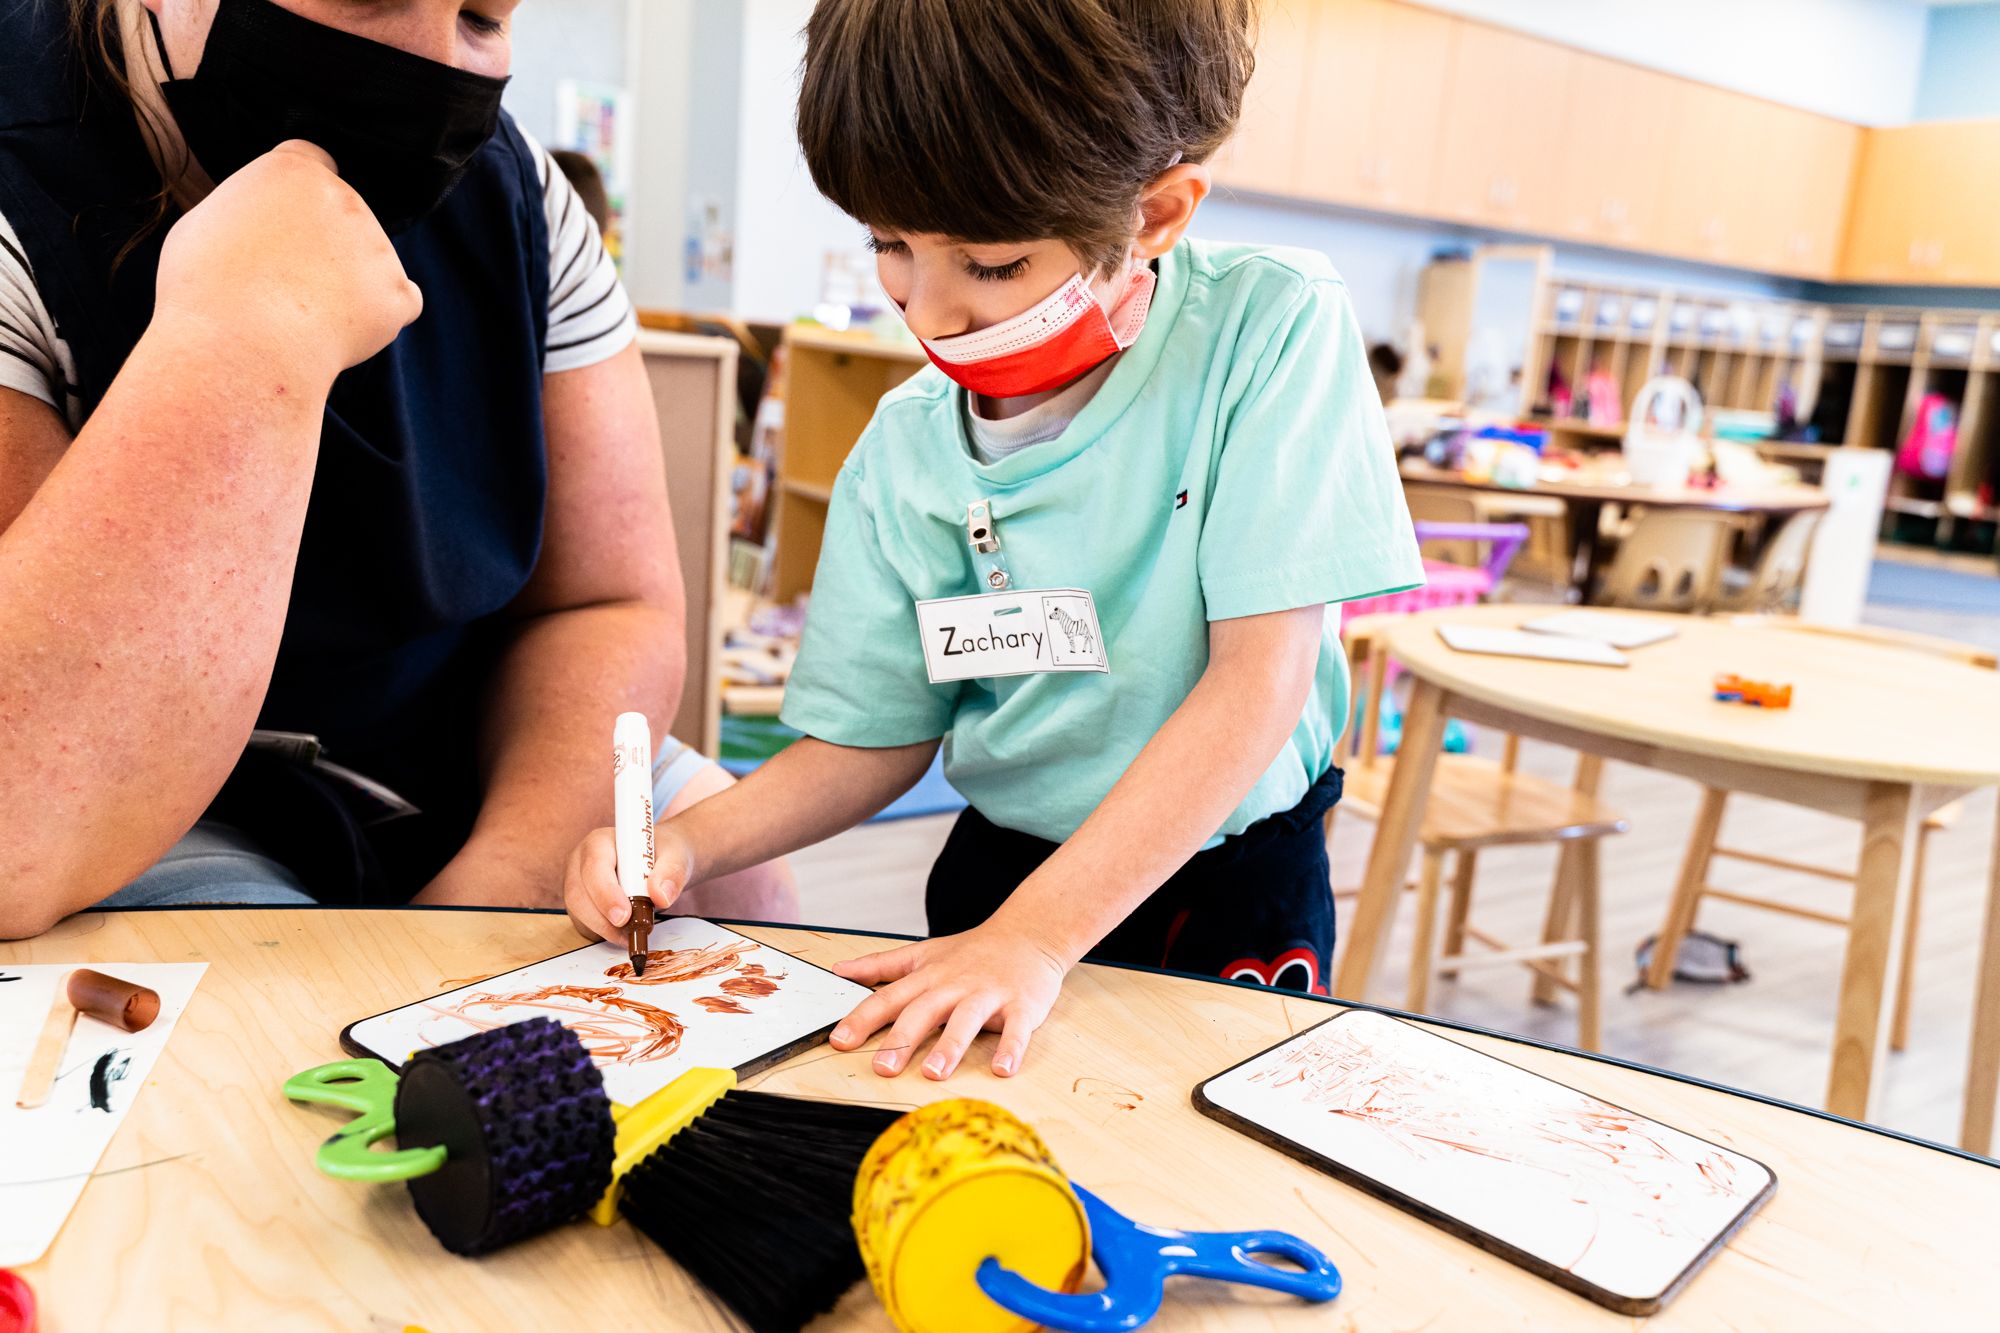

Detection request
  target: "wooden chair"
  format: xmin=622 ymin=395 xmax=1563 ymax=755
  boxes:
xmin=1593 ymin=508 xmax=1737 ymax=612
xmin=1331 ymin=616 xmax=1631 ymax=1049
xmin=1720 ymin=510 xmax=1825 ymax=614
xmin=1645 ymin=617 xmax=1999 ymax=1052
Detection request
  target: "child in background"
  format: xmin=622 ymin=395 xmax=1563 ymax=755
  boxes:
xmin=564 ymin=0 xmax=1423 ymax=1080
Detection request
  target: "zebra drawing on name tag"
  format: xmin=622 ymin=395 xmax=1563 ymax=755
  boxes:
xmin=1051 ymin=605 xmax=1095 ymax=657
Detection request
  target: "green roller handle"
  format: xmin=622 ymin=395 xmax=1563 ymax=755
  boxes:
xmin=283 ymin=1058 xmax=447 ymax=1183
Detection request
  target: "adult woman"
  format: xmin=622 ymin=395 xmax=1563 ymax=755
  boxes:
xmin=0 ymin=0 xmax=793 ymax=935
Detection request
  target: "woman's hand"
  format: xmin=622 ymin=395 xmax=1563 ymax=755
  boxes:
xmin=562 ymin=821 xmax=696 ymax=943
xmin=829 ymin=920 xmax=1073 ymax=1080
xmin=153 ymin=140 xmax=422 ymax=385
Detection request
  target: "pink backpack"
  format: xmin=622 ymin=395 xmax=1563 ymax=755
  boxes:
xmin=1896 ymin=394 xmax=1958 ymax=481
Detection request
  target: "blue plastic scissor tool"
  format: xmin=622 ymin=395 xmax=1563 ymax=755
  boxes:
xmin=974 ymin=1184 xmax=1341 ymax=1333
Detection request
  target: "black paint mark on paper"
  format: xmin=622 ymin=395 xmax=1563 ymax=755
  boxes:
xmin=0 ymin=972 xmax=20 ymax=982
xmin=88 ymin=1050 xmax=132 ymax=1112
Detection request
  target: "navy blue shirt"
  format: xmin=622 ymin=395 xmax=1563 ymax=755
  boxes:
xmin=0 ymin=6 xmax=552 ymax=896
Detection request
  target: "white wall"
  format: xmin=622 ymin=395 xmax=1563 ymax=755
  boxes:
xmin=1412 ymin=0 xmax=1928 ymax=126
xmin=729 ymin=0 xmax=876 ymax=323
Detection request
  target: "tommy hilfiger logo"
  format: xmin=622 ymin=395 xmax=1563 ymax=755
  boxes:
xmin=1175 ymin=490 xmax=1189 ymax=510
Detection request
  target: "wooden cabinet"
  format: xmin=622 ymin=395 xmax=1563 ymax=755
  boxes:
xmin=1210 ymin=0 xmax=1315 ymax=195
xmin=1753 ymin=107 xmax=1860 ymax=279
xmin=1293 ymin=0 xmax=1455 ymax=215
xmin=1843 ymin=122 xmax=2000 ymax=285
xmin=1658 ymin=83 xmax=1764 ymax=267
xmin=1426 ymin=23 xmax=1575 ymax=235
xmin=1551 ymin=54 xmax=1681 ymax=250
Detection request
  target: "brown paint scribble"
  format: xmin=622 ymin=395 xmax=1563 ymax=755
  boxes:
xmin=428 ymin=985 xmax=686 ymax=1062
xmin=1246 ymin=1023 xmax=1758 ymax=1276
xmin=718 ymin=963 xmax=784 ymax=999
xmin=694 ymin=995 xmax=751 ymax=1015
xmin=604 ymin=939 xmax=760 ymax=986
xmin=1070 ymin=1075 xmax=1144 ymax=1112
xmin=439 ymin=973 xmax=497 ymax=990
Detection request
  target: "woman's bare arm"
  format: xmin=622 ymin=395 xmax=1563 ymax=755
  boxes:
xmin=0 ymin=143 xmax=418 ymax=937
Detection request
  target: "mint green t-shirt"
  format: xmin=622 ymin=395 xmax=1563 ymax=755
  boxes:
xmin=780 ymin=237 xmax=1424 ymax=845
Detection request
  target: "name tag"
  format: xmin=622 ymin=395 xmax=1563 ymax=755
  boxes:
xmin=915 ymin=588 xmax=1110 ymax=684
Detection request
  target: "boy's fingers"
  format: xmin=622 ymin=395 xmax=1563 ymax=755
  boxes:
xmin=923 ymin=996 xmax=995 ymax=1081
xmin=831 ymin=975 xmax=920 ymax=1050
xmin=578 ymin=830 xmax=628 ymax=925
xmin=834 ymin=941 xmax=925 ymax=987
xmin=991 ymin=1007 xmax=1034 ymax=1078
xmin=875 ymin=990 xmax=957 ymax=1077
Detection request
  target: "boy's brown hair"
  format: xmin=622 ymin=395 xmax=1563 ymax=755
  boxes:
xmin=797 ymin=0 xmax=1255 ymax=273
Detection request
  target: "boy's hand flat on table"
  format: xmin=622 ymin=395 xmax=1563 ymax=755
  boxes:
xmin=829 ymin=920 xmax=1072 ymax=1080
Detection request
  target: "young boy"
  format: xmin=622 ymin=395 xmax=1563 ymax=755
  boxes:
xmin=564 ymin=0 xmax=1422 ymax=1080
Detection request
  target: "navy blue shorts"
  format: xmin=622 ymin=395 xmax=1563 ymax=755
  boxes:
xmin=925 ymin=766 xmax=1342 ymax=995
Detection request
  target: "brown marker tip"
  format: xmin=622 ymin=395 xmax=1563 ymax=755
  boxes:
xmin=626 ymin=895 xmax=655 ymax=978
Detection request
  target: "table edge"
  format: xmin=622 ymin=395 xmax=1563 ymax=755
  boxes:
xmin=67 ymin=904 xmax=1999 ymax=1171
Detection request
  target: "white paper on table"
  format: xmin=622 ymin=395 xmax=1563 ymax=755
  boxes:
xmin=342 ymin=917 xmax=871 ymax=1107
xmin=0 ymin=962 xmax=207 ymax=1267
xmin=1199 ymin=1011 xmax=1775 ymax=1309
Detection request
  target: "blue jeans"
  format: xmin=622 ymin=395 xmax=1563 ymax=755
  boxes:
xmin=100 ymin=736 xmax=718 ymax=908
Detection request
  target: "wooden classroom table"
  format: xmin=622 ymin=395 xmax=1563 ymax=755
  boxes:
xmin=1334 ymin=604 xmax=2000 ymax=1159
xmin=1399 ymin=460 xmax=1829 ymax=594
xmin=8 ymin=906 xmax=2000 ymax=1331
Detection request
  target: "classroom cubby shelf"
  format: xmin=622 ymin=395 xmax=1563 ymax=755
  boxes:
xmin=1522 ymin=275 xmax=2000 ymax=545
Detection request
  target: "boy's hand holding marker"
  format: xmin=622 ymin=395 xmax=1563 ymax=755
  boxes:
xmin=566 ymin=0 xmax=1424 ymax=1081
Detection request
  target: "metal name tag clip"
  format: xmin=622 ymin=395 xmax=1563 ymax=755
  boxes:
xmin=967 ymin=500 xmax=1010 ymax=590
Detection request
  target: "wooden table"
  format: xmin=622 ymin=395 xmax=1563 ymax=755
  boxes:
xmin=1400 ymin=460 xmax=1830 ymax=594
xmin=1335 ymin=605 xmax=2000 ymax=1158
xmin=8 ymin=907 xmax=1999 ymax=1330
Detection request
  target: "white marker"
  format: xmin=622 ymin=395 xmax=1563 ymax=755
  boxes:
xmin=612 ymin=711 xmax=656 ymax=974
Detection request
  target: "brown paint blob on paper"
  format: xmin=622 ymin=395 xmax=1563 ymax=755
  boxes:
xmin=694 ymin=995 xmax=751 ymax=1015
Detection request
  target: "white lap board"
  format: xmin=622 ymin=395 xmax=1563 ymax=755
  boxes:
xmin=1522 ymin=610 xmax=1680 ymax=649
xmin=1438 ymin=624 xmax=1630 ymax=666
xmin=342 ymin=918 xmax=871 ymax=1107
xmin=1196 ymin=1011 xmax=1774 ymax=1314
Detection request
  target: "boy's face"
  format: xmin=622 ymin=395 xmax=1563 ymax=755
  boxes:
xmin=866 ymin=232 xmax=1132 ymax=343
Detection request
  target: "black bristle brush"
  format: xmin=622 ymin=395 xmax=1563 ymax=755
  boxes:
xmin=616 ymin=1091 xmax=904 ymax=1333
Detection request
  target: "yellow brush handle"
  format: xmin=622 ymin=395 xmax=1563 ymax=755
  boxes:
xmin=589 ymin=1067 xmax=737 ymax=1226
xmin=852 ymin=1100 xmax=1089 ymax=1333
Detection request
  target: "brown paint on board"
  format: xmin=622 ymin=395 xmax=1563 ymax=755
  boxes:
xmin=717 ymin=963 xmax=783 ymax=1000
xmin=603 ymin=939 xmax=758 ymax=986
xmin=430 ymin=984 xmax=687 ymax=1062
xmin=693 ymin=995 xmax=751 ymax=1015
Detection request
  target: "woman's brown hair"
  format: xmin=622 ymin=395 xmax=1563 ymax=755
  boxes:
xmin=796 ymin=0 xmax=1256 ymax=273
xmin=61 ymin=0 xmax=182 ymax=260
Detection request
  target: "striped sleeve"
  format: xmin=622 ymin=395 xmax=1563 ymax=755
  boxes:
xmin=522 ymin=132 xmax=638 ymax=374
xmin=0 ymin=209 xmax=80 ymax=424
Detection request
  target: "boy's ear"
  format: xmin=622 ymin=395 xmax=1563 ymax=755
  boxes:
xmin=1132 ymin=163 xmax=1211 ymax=260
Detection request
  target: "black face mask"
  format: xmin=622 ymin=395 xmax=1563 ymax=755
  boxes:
xmin=152 ymin=0 xmax=509 ymax=233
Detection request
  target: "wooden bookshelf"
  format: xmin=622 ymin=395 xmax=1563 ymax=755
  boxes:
xmin=768 ymin=326 xmax=926 ymax=602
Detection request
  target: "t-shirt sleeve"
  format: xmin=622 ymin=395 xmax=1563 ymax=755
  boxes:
xmin=0 ymin=210 xmax=75 ymax=417
xmin=778 ymin=467 xmax=958 ymax=747
xmin=1197 ymin=278 xmax=1424 ymax=621
xmin=520 ymin=132 xmax=638 ymax=373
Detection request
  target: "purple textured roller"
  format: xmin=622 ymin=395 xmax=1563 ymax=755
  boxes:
xmin=394 ymin=1016 xmax=617 ymax=1255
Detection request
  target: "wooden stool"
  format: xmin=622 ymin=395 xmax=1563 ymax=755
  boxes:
xmin=1332 ymin=624 xmax=1630 ymax=1050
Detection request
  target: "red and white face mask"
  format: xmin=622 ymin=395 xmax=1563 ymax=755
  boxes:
xmin=909 ymin=262 xmax=1156 ymax=400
